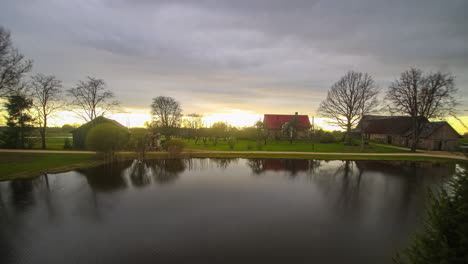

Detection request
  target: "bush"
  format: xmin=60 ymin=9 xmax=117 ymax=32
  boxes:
xmin=394 ymin=170 xmax=468 ymax=264
xmin=228 ymin=138 xmax=236 ymax=150
xmin=63 ymin=138 xmax=73 ymax=149
xmin=319 ymin=132 xmax=336 ymax=143
xmin=86 ymin=123 xmax=130 ymax=158
xmin=163 ymin=139 xmax=186 ymax=155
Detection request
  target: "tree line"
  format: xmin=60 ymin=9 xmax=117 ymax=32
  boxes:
xmin=318 ymin=69 xmax=459 ymax=152
xmin=0 ymin=26 xmax=119 ymax=149
xmin=1 ymin=24 xmax=461 ymax=152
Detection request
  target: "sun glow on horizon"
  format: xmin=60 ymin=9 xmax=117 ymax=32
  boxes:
xmin=3 ymin=106 xmax=465 ymax=134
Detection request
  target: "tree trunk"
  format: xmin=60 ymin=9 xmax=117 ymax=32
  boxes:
xmin=345 ymin=124 xmax=352 ymax=145
xmin=410 ymin=118 xmax=418 ymax=152
xmin=360 ymin=131 xmax=365 ymax=152
xmin=40 ymin=126 xmax=46 ymax=149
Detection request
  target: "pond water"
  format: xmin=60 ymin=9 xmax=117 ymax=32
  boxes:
xmin=0 ymin=159 xmax=460 ymax=264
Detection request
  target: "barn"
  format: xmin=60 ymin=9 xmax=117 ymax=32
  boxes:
xmin=356 ymin=115 xmax=461 ymax=151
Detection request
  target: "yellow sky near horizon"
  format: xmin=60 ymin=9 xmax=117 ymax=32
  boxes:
xmin=42 ymin=108 xmax=343 ymax=131
xmin=46 ymin=108 xmax=468 ymax=134
xmin=0 ymin=106 xmax=466 ymax=134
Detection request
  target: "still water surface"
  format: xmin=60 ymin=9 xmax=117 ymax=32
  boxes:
xmin=0 ymin=159 xmax=459 ymax=263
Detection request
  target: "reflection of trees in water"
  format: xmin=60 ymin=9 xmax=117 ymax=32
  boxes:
xmin=354 ymin=160 xmax=454 ymax=224
xmin=0 ymin=174 xmax=59 ymax=264
xmin=210 ymin=158 xmax=238 ymax=169
xmin=145 ymin=159 xmax=186 ymax=184
xmin=78 ymin=161 xmax=131 ymax=193
xmin=9 ymin=179 xmax=35 ymax=211
xmin=248 ymin=159 xmax=265 ymax=175
xmin=127 ymin=160 xmax=151 ymax=188
xmin=329 ymin=161 xmax=363 ymax=219
xmin=307 ymin=160 xmax=455 ymax=226
xmin=0 ymin=185 xmax=14 ymax=264
xmin=247 ymin=159 xmax=322 ymax=177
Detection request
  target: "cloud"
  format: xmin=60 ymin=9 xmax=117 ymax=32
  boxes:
xmin=0 ymin=0 xmax=467 ymax=115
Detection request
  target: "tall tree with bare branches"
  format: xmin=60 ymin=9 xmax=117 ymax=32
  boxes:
xmin=68 ymin=77 xmax=120 ymax=122
xmin=386 ymin=68 xmax=458 ymax=152
xmin=30 ymin=74 xmax=64 ymax=149
xmin=0 ymin=26 xmax=32 ymax=97
xmin=318 ymin=71 xmax=379 ymax=144
xmin=150 ymin=96 xmax=182 ymax=137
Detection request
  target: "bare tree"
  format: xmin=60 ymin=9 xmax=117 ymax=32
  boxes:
xmin=183 ymin=113 xmax=204 ymax=142
xmin=30 ymin=74 xmax=64 ymax=149
xmin=386 ymin=68 xmax=457 ymax=152
xmin=318 ymin=71 xmax=379 ymax=143
xmin=68 ymin=77 xmax=120 ymax=122
xmin=150 ymin=96 xmax=182 ymax=137
xmin=0 ymin=26 xmax=33 ymax=97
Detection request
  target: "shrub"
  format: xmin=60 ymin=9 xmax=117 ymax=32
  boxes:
xmin=86 ymin=123 xmax=130 ymax=158
xmin=319 ymin=132 xmax=336 ymax=143
xmin=394 ymin=170 xmax=468 ymax=264
xmin=163 ymin=139 xmax=186 ymax=155
xmin=228 ymin=138 xmax=236 ymax=150
xmin=63 ymin=138 xmax=73 ymax=149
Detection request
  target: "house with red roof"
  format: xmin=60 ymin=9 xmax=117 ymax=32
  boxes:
xmin=263 ymin=112 xmax=311 ymax=139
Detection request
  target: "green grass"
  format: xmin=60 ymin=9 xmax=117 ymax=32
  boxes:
xmin=0 ymin=152 xmax=99 ymax=180
xmin=184 ymin=139 xmax=408 ymax=153
xmin=44 ymin=137 xmax=71 ymax=150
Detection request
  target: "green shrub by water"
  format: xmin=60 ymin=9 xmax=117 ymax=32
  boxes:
xmin=86 ymin=123 xmax=129 ymax=157
xmin=394 ymin=170 xmax=468 ymax=264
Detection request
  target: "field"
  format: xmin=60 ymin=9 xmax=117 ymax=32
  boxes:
xmin=184 ymin=139 xmax=408 ymax=153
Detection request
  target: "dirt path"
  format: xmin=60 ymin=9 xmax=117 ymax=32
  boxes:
xmin=0 ymin=149 xmax=466 ymax=161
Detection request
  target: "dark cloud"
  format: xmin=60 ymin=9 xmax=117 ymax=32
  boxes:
xmin=0 ymin=0 xmax=467 ymax=113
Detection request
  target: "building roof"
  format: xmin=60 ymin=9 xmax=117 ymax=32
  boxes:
xmin=263 ymin=114 xmax=311 ymax=130
xmin=404 ymin=121 xmax=462 ymax=138
xmin=358 ymin=115 xmax=461 ymax=139
xmin=362 ymin=116 xmax=414 ymax=135
xmin=72 ymin=116 xmax=127 ymax=134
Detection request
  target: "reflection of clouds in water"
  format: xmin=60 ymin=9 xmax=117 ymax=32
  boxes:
xmin=0 ymin=158 xmax=459 ymax=264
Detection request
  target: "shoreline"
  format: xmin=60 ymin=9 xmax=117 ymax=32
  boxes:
xmin=1 ymin=149 xmax=466 ymax=181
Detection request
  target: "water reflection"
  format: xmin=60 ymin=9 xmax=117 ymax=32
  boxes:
xmin=77 ymin=161 xmax=131 ymax=192
xmin=248 ymin=159 xmax=322 ymax=176
xmin=0 ymin=158 xmax=458 ymax=264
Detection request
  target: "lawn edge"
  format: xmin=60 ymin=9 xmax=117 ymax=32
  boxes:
xmin=1 ymin=151 xmax=466 ymax=181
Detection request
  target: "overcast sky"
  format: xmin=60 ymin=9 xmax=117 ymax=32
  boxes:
xmin=1 ymin=0 xmax=467 ymax=118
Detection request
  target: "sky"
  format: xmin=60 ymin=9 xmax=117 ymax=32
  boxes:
xmin=1 ymin=0 xmax=467 ymax=132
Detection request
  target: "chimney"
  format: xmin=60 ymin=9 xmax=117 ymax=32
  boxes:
xmin=295 ymin=112 xmax=298 ymax=115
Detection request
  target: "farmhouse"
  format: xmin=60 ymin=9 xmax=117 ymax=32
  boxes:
xmin=263 ymin=112 xmax=311 ymax=139
xmin=71 ymin=116 xmax=128 ymax=149
xmin=356 ymin=115 xmax=461 ymax=151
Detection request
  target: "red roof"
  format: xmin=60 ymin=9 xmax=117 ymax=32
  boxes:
xmin=263 ymin=114 xmax=311 ymax=130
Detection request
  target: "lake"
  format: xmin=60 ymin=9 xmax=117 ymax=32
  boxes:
xmin=0 ymin=158 xmax=460 ymax=263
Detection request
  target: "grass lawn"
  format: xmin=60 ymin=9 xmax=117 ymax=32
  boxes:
xmin=43 ymin=137 xmax=71 ymax=150
xmin=184 ymin=139 xmax=408 ymax=153
xmin=460 ymin=138 xmax=468 ymax=145
xmin=0 ymin=152 xmax=99 ymax=180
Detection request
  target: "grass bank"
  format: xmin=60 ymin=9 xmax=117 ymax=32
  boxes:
xmin=0 ymin=152 xmax=101 ymax=181
xmin=1 ymin=150 xmax=465 ymax=181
